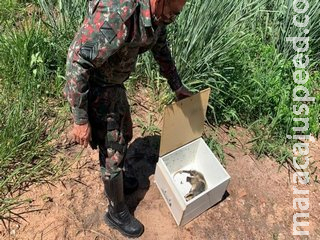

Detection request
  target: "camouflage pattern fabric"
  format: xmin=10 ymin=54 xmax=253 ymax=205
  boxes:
xmin=88 ymin=84 xmax=132 ymax=178
xmin=63 ymin=0 xmax=182 ymax=125
xmin=63 ymin=0 xmax=183 ymax=177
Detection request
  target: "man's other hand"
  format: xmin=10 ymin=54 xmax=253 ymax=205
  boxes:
xmin=175 ymin=85 xmax=193 ymax=101
xmin=71 ymin=123 xmax=91 ymax=148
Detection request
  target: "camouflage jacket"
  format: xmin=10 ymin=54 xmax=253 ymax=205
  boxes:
xmin=64 ymin=0 xmax=183 ymax=124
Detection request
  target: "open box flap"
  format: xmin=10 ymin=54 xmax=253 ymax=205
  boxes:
xmin=159 ymin=88 xmax=211 ymax=157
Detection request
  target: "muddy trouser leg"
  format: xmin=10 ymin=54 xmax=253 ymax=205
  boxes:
xmin=89 ymin=85 xmax=143 ymax=238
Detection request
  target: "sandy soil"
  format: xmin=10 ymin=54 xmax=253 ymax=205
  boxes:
xmin=1 ymin=95 xmax=319 ymax=240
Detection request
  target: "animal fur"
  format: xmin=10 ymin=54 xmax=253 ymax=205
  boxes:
xmin=174 ymin=170 xmax=207 ymax=201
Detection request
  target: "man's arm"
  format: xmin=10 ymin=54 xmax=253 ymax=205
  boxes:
xmin=64 ymin=12 xmax=128 ymax=125
xmin=64 ymin=9 xmax=129 ymax=147
xmin=151 ymin=26 xmax=192 ymax=100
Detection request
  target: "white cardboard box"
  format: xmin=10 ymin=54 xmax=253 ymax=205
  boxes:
xmin=154 ymin=88 xmax=231 ymax=226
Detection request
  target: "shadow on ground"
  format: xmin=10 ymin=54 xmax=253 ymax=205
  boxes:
xmin=124 ymin=135 xmax=161 ymax=213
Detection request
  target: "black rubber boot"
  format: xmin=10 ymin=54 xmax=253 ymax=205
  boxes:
xmin=103 ymin=171 xmax=144 ymax=238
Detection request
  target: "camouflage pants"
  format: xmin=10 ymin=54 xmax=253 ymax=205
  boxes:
xmin=88 ymin=84 xmax=133 ymax=180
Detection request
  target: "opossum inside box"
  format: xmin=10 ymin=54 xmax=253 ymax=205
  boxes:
xmin=154 ymin=89 xmax=231 ymax=225
xmin=172 ymin=167 xmax=207 ymax=202
xmin=156 ymin=137 xmax=231 ymax=225
xmin=160 ymin=138 xmax=215 ymax=203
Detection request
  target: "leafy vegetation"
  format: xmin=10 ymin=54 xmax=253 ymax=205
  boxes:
xmin=136 ymin=0 xmax=320 ymax=164
xmin=0 ymin=0 xmax=319 ymax=223
xmin=0 ymin=0 xmax=69 ymax=223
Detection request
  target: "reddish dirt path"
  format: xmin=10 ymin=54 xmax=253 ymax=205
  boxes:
xmin=1 ymin=101 xmax=319 ymax=240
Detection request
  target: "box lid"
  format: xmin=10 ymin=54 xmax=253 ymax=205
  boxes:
xmin=159 ymin=88 xmax=211 ymax=156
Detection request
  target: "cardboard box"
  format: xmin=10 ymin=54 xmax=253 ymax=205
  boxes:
xmin=154 ymin=88 xmax=231 ymax=226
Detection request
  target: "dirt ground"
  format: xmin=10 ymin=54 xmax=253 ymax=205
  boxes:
xmin=1 ymin=95 xmax=319 ymax=240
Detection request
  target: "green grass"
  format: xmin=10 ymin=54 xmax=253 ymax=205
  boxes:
xmin=135 ymin=0 xmax=267 ymax=107
xmin=220 ymin=33 xmax=319 ymax=163
xmin=0 ymin=2 xmax=69 ymax=223
xmin=134 ymin=0 xmax=320 ymax=163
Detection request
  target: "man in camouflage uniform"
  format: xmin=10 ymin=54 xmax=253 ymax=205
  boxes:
xmin=64 ymin=0 xmax=191 ymax=237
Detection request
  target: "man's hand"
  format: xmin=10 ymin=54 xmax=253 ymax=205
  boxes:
xmin=71 ymin=123 xmax=91 ymax=148
xmin=175 ymin=85 xmax=193 ymax=101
